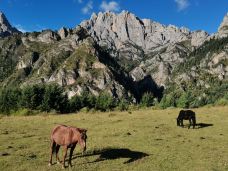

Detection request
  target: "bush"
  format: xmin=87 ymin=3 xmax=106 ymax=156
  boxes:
xmin=176 ymin=92 xmax=190 ymax=108
xmin=159 ymin=93 xmax=176 ymax=109
xmin=95 ymin=93 xmax=115 ymax=111
xmin=21 ymin=84 xmax=45 ymax=110
xmin=140 ymin=92 xmax=154 ymax=107
xmin=0 ymin=88 xmax=21 ymax=114
xmin=41 ymin=84 xmax=68 ymax=113
xmin=86 ymin=94 xmax=97 ymax=109
xmin=69 ymin=96 xmax=83 ymax=112
xmin=12 ymin=108 xmax=39 ymax=116
xmin=118 ymin=99 xmax=129 ymax=111
xmin=215 ymin=98 xmax=228 ymax=106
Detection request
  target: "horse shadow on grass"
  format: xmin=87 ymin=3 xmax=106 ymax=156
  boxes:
xmin=196 ymin=123 xmax=214 ymax=129
xmin=181 ymin=123 xmax=213 ymax=129
xmin=71 ymin=148 xmax=149 ymax=164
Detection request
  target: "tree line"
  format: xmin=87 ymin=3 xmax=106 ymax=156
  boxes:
xmin=1 ymin=81 xmax=228 ymax=115
xmin=0 ymin=84 xmax=155 ymax=115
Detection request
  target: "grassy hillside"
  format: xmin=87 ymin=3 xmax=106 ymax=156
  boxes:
xmin=0 ymin=107 xmax=228 ymax=171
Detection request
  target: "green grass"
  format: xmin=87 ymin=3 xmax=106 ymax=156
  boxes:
xmin=0 ymin=106 xmax=228 ymax=171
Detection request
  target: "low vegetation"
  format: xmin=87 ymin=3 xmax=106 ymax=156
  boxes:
xmin=1 ymin=82 xmax=228 ymax=115
xmin=0 ymin=106 xmax=228 ymax=171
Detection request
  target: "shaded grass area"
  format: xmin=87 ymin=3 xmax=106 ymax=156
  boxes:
xmin=0 ymin=106 xmax=228 ymax=171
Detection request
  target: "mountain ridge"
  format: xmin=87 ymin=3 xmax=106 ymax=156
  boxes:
xmin=0 ymin=11 xmax=20 ymax=37
xmin=0 ymin=11 xmax=228 ymax=106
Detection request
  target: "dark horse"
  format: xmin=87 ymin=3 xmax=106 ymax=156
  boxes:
xmin=177 ymin=110 xmax=196 ymax=129
xmin=48 ymin=125 xmax=87 ymax=168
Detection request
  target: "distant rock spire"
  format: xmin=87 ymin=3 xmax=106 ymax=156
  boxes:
xmin=218 ymin=12 xmax=228 ymax=37
xmin=0 ymin=11 xmax=20 ymax=37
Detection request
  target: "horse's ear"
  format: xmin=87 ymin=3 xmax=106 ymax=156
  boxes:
xmin=78 ymin=128 xmax=87 ymax=133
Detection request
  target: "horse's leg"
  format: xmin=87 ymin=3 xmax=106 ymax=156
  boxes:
xmin=193 ymin=117 xmax=196 ymax=129
xmin=181 ymin=119 xmax=184 ymax=127
xmin=69 ymin=144 xmax=76 ymax=167
xmin=188 ymin=118 xmax=192 ymax=129
xmin=49 ymin=140 xmax=56 ymax=166
xmin=62 ymin=146 xmax=68 ymax=169
xmin=55 ymin=145 xmax=61 ymax=164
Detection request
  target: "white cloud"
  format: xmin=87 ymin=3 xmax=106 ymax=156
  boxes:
xmin=82 ymin=1 xmax=93 ymax=14
xmin=15 ymin=24 xmax=28 ymax=33
xmin=175 ymin=0 xmax=190 ymax=11
xmin=100 ymin=1 xmax=120 ymax=12
xmin=73 ymin=0 xmax=83 ymax=3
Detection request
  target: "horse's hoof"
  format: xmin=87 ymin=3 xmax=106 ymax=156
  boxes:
xmin=57 ymin=161 xmax=61 ymax=165
xmin=62 ymin=165 xmax=66 ymax=169
xmin=48 ymin=163 xmax=52 ymax=167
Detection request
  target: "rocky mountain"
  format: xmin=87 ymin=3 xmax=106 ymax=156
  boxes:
xmin=0 ymin=12 xmax=20 ymax=37
xmin=218 ymin=13 xmax=228 ymax=37
xmin=0 ymin=11 xmax=228 ymax=104
xmin=80 ymin=11 xmax=209 ymax=85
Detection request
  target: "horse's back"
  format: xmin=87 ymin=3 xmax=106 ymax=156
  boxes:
xmin=178 ymin=110 xmax=195 ymax=119
xmin=51 ymin=125 xmax=68 ymax=135
xmin=178 ymin=110 xmax=186 ymax=118
xmin=51 ymin=125 xmax=71 ymax=145
xmin=186 ymin=110 xmax=195 ymax=117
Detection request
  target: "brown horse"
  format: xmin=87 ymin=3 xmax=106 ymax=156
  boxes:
xmin=48 ymin=125 xmax=87 ymax=168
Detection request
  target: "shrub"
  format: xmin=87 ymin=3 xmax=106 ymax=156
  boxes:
xmin=0 ymin=88 xmax=21 ymax=114
xmin=159 ymin=93 xmax=176 ymax=109
xmin=95 ymin=93 xmax=115 ymax=111
xmin=21 ymin=84 xmax=45 ymax=110
xmin=86 ymin=94 xmax=97 ymax=109
xmin=118 ymin=99 xmax=129 ymax=111
xmin=41 ymin=84 xmax=68 ymax=113
xmin=176 ymin=92 xmax=190 ymax=108
xmin=12 ymin=108 xmax=39 ymax=116
xmin=140 ymin=92 xmax=154 ymax=107
xmin=69 ymin=96 xmax=83 ymax=112
xmin=215 ymin=98 xmax=228 ymax=106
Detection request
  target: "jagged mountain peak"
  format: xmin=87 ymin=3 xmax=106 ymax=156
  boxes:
xmin=218 ymin=12 xmax=228 ymax=37
xmin=0 ymin=12 xmax=9 ymax=24
xmin=80 ymin=10 xmax=208 ymax=57
xmin=0 ymin=11 xmax=20 ymax=37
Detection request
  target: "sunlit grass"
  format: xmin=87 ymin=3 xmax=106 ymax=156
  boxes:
xmin=0 ymin=106 xmax=228 ymax=171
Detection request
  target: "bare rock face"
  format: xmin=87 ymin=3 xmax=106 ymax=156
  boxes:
xmin=80 ymin=11 xmax=208 ymax=53
xmin=37 ymin=30 xmax=60 ymax=43
xmin=58 ymin=27 xmax=70 ymax=39
xmin=130 ymin=67 xmax=146 ymax=81
xmin=79 ymin=11 xmax=209 ymax=86
xmin=218 ymin=13 xmax=228 ymax=37
xmin=0 ymin=12 xmax=20 ymax=37
xmin=2 ymin=10 xmax=228 ymax=101
xmin=191 ymin=31 xmax=209 ymax=47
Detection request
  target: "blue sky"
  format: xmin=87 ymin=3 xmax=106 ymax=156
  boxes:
xmin=0 ymin=0 xmax=228 ymax=34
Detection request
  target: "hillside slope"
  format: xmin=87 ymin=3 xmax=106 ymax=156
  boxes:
xmin=0 ymin=11 xmax=228 ymax=104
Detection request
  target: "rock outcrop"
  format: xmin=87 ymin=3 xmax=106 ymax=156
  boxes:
xmin=80 ymin=11 xmax=209 ymax=85
xmin=1 ymin=10 xmax=228 ymax=102
xmin=218 ymin=13 xmax=228 ymax=37
xmin=80 ymin=11 xmax=209 ymax=52
xmin=0 ymin=12 xmax=20 ymax=37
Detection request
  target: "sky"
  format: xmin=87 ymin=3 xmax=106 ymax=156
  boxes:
xmin=0 ymin=0 xmax=228 ymax=34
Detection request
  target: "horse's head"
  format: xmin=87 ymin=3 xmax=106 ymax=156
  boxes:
xmin=78 ymin=129 xmax=87 ymax=153
xmin=177 ymin=118 xmax=180 ymax=126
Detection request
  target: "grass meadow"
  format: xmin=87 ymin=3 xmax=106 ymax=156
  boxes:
xmin=0 ymin=106 xmax=228 ymax=171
